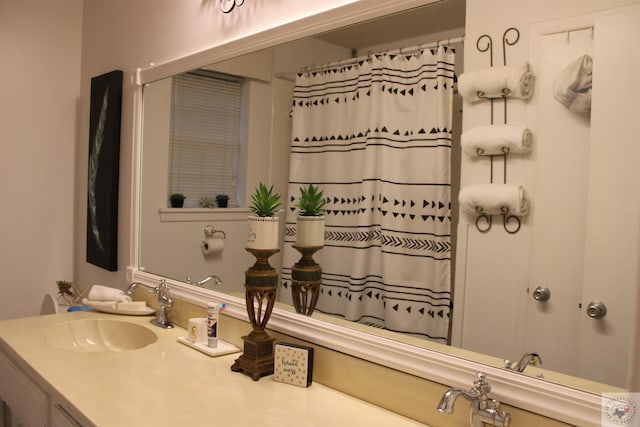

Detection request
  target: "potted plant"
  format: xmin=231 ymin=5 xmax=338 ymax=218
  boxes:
xmin=216 ymin=194 xmax=229 ymax=208
xmin=295 ymin=184 xmax=326 ymax=247
xmin=169 ymin=193 xmax=186 ymax=208
xmin=247 ymin=183 xmax=281 ymax=249
xmin=56 ymin=280 xmax=75 ymax=305
xmin=200 ymin=196 xmax=215 ymax=208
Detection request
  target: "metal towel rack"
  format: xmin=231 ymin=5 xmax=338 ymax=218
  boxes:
xmin=473 ymin=27 xmax=523 ymax=234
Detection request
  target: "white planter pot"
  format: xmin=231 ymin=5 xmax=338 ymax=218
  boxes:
xmin=247 ymin=216 xmax=279 ymax=249
xmin=296 ymin=215 xmax=325 ymax=247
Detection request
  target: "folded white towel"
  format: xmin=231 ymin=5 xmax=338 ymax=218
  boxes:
xmin=82 ymin=298 xmax=117 ymax=309
xmin=553 ymin=54 xmax=592 ymax=115
xmin=461 ymin=124 xmax=533 ymax=156
xmin=458 ymin=63 xmax=535 ymax=102
xmin=459 ymin=184 xmax=529 ymax=216
xmin=87 ymin=285 xmax=131 ymax=303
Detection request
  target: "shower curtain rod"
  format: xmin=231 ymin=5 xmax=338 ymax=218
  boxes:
xmin=275 ymin=35 xmax=464 ymax=81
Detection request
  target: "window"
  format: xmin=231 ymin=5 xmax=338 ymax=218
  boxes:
xmin=168 ymin=70 xmax=243 ymax=208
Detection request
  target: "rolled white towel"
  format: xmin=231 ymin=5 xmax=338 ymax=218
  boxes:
xmin=459 ymin=184 xmax=529 ymax=216
xmin=87 ymin=285 xmax=131 ymax=303
xmin=461 ymin=124 xmax=533 ymax=157
xmin=458 ymin=63 xmax=535 ymax=102
xmin=82 ymin=298 xmax=117 ymax=310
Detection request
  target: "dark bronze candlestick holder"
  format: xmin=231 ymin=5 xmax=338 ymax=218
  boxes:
xmin=291 ymin=245 xmax=323 ymax=316
xmin=231 ymin=248 xmax=279 ymax=381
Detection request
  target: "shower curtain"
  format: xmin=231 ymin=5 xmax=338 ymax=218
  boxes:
xmin=281 ymin=46 xmax=455 ymax=343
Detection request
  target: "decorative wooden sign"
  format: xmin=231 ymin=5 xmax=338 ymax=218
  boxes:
xmin=274 ymin=343 xmax=314 ymax=387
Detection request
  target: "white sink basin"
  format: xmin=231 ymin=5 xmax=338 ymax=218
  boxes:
xmin=46 ymin=319 xmax=158 ymax=352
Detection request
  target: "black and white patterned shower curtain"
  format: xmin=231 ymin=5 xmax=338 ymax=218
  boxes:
xmin=281 ymin=46 xmax=455 ymax=343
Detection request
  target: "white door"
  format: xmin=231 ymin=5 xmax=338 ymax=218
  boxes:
xmin=525 ymin=25 xmax=593 ymax=380
xmin=577 ymin=8 xmax=640 ymax=387
xmin=525 ymin=7 xmax=640 ymax=388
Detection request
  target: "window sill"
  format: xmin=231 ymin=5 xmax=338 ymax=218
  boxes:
xmin=159 ymin=208 xmax=251 ymax=222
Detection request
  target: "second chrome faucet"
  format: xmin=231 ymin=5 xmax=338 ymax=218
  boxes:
xmin=186 ymin=275 xmax=223 ymax=288
xmin=504 ymin=351 xmax=542 ymax=373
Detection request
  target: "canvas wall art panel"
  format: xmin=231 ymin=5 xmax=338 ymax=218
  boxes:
xmin=86 ymin=70 xmax=123 ymax=271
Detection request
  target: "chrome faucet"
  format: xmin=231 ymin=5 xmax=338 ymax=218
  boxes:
xmin=125 ymin=280 xmax=174 ymax=329
xmin=437 ymin=372 xmax=511 ymax=427
xmin=186 ymin=275 xmax=223 ymax=287
xmin=504 ymin=351 xmax=542 ymax=373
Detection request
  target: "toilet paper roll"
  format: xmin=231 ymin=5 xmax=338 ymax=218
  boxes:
xmin=202 ymin=238 xmax=224 ymax=255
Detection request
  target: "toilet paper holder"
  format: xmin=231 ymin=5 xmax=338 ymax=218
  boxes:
xmin=204 ymin=225 xmax=226 ymax=240
xmin=202 ymin=225 xmax=226 ymax=256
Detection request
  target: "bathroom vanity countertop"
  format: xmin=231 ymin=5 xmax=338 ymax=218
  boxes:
xmin=0 ymin=311 xmax=427 ymax=427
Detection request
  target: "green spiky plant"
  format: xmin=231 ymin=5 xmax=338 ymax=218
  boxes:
xmin=200 ymin=196 xmax=215 ymax=208
xmin=249 ymin=183 xmax=281 ymax=217
xmin=56 ymin=280 xmax=74 ymax=297
xmin=296 ymin=184 xmax=326 ymax=216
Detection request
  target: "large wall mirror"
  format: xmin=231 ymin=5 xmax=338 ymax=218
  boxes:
xmin=132 ymin=1 xmax=638 ymax=424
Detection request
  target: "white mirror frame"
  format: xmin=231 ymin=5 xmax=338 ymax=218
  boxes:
xmin=128 ymin=1 xmax=602 ymax=425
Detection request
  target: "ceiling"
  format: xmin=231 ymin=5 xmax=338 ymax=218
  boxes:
xmin=316 ymin=0 xmax=466 ymax=50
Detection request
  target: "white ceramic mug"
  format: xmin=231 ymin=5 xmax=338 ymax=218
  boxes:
xmin=187 ymin=318 xmax=208 ymax=344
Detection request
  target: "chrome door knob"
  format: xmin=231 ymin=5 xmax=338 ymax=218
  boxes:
xmin=586 ymin=300 xmax=607 ymax=319
xmin=532 ymin=286 xmax=551 ymax=302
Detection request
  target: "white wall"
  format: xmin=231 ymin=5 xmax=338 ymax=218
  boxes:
xmin=0 ymin=0 xmax=82 ymax=320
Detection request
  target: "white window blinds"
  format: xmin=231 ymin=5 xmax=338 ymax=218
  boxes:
xmin=168 ymin=70 xmax=243 ymax=208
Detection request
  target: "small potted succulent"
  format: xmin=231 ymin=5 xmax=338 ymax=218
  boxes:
xmin=56 ymin=280 xmax=75 ymax=305
xmin=295 ymin=184 xmax=326 ymax=247
xmin=200 ymin=196 xmax=215 ymax=208
xmin=169 ymin=193 xmax=186 ymax=208
xmin=216 ymin=194 xmax=229 ymax=208
xmin=247 ymin=183 xmax=281 ymax=250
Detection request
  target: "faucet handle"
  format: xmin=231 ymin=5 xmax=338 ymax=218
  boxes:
xmin=474 ymin=372 xmax=491 ymax=394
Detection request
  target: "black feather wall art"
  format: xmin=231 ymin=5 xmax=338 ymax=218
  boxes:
xmin=86 ymin=70 xmax=123 ymax=271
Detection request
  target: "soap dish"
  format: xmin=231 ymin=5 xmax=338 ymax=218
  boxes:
xmin=177 ymin=336 xmax=240 ymax=357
